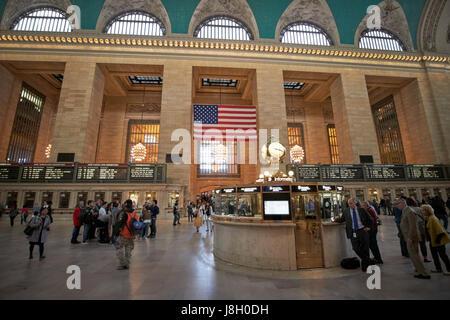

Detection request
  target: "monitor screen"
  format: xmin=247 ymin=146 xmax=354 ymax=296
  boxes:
xmin=264 ymin=200 xmax=290 ymax=215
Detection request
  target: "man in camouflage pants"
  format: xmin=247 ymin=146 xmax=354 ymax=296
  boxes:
xmin=116 ymin=200 xmax=138 ymax=270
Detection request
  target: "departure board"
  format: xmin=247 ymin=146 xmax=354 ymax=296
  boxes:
xmin=407 ymin=165 xmax=446 ymax=180
xmin=365 ymin=165 xmax=406 ymax=180
xmin=0 ymin=165 xmax=20 ymax=182
xmin=21 ymin=164 xmax=75 ymax=182
xmin=76 ymin=164 xmax=128 ymax=182
xmin=321 ymin=165 xmax=364 ymax=181
xmin=295 ymin=165 xmax=321 ymax=180
xmin=130 ymin=165 xmax=155 ymax=181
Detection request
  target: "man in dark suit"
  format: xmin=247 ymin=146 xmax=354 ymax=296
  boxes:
xmin=335 ymin=198 xmax=374 ymax=271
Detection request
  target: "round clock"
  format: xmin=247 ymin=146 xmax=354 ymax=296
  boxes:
xmin=268 ymin=142 xmax=286 ymax=160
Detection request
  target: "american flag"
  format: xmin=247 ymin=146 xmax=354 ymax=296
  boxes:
xmin=193 ymin=105 xmax=257 ymax=141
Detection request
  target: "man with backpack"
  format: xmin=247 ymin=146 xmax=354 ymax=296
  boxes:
xmin=115 ymin=199 xmax=139 ymax=270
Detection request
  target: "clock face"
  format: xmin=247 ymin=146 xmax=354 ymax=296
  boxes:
xmin=268 ymin=142 xmax=286 ymax=159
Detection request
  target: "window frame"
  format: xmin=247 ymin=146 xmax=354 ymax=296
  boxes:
xmin=280 ymin=21 xmax=333 ymax=46
xmin=10 ymin=6 xmax=72 ymax=32
xmin=197 ymin=140 xmax=240 ymax=177
xmin=327 ymin=124 xmax=340 ymax=164
xmin=125 ymin=120 xmax=160 ymax=164
xmin=358 ymin=28 xmax=406 ymax=52
xmin=104 ymin=10 xmax=166 ymax=36
xmin=194 ymin=15 xmax=253 ymax=41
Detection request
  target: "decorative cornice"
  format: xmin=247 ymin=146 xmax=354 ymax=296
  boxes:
xmin=0 ymin=31 xmax=449 ymax=64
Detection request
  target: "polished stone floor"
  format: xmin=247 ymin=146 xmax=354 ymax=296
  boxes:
xmin=0 ymin=214 xmax=449 ymax=300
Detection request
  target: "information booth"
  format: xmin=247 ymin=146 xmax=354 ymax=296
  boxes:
xmin=212 ymin=182 xmax=351 ymax=271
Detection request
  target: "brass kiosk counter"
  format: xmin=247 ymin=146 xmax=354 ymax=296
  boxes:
xmin=210 ymin=183 xmax=352 ymax=271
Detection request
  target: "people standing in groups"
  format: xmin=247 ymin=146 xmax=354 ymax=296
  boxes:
xmin=81 ymin=200 xmax=96 ymax=244
xmin=27 ymin=207 xmax=52 ymax=260
xmin=71 ymin=201 xmax=83 ymax=244
xmin=361 ymin=201 xmax=383 ymax=264
xmin=421 ymin=204 xmax=450 ymax=275
xmin=173 ymin=200 xmax=180 ymax=226
xmin=97 ymin=201 xmax=110 ymax=243
xmin=334 ymin=198 xmax=374 ymax=272
xmin=8 ymin=201 xmax=18 ymax=227
xmin=395 ymin=198 xmax=430 ymax=279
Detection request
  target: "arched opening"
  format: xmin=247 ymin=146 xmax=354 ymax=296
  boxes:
xmin=194 ymin=16 xmax=253 ymax=41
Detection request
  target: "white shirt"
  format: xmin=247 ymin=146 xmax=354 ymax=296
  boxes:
xmin=349 ymin=207 xmax=364 ymax=230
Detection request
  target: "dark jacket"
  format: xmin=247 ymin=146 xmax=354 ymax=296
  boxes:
xmin=335 ymin=207 xmax=374 ymax=239
xmin=149 ymin=205 xmax=159 ymax=219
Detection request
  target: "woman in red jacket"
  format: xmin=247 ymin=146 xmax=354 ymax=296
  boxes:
xmin=71 ymin=201 xmax=84 ymax=244
xmin=362 ymin=201 xmax=383 ymax=264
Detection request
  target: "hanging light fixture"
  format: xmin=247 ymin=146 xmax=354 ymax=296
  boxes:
xmin=45 ymin=144 xmax=52 ymax=159
xmin=214 ymin=85 xmax=226 ymax=163
xmin=131 ymin=83 xmax=147 ymax=162
xmin=289 ymin=92 xmax=304 ymax=164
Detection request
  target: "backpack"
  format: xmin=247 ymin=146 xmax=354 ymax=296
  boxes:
xmin=340 ymin=257 xmax=361 ymax=269
xmin=122 ymin=211 xmax=141 ymax=236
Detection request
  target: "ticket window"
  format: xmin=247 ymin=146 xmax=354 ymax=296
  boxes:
xmin=112 ymin=192 xmax=122 ymax=203
xmin=129 ymin=192 xmax=139 ymax=208
xmin=355 ymin=190 xmax=365 ymax=202
xmin=95 ymin=192 xmax=105 ymax=202
xmin=408 ymin=189 xmax=418 ymax=202
xmin=319 ymin=192 xmax=341 ymax=221
xmin=168 ymin=192 xmax=179 ymax=208
xmin=23 ymin=192 xmax=36 ymax=208
xmin=42 ymin=192 xmax=53 ymax=205
xmin=6 ymin=192 xmax=18 ymax=208
xmin=59 ymin=192 xmax=71 ymax=209
xmin=145 ymin=192 xmax=156 ymax=203
xmin=237 ymin=193 xmax=262 ymax=217
xmin=218 ymin=193 xmax=236 ymax=216
xmin=77 ymin=192 xmax=88 ymax=206
xmin=395 ymin=188 xmax=405 ymax=199
xmin=368 ymin=189 xmax=379 ymax=201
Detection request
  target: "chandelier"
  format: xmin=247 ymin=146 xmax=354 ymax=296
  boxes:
xmin=290 ymin=144 xmax=304 ymax=163
xmin=45 ymin=144 xmax=52 ymax=159
xmin=214 ymin=143 xmax=226 ymax=163
xmin=131 ymin=142 xmax=147 ymax=162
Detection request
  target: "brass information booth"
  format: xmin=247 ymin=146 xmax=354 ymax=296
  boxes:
xmin=211 ymin=182 xmax=349 ymax=270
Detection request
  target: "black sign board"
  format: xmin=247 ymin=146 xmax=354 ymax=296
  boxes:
xmin=407 ymin=165 xmax=446 ymax=180
xmin=21 ymin=164 xmax=75 ymax=182
xmin=57 ymin=153 xmax=75 ymax=162
xmin=0 ymin=165 xmax=20 ymax=182
xmin=295 ymin=165 xmax=321 ymax=180
xmin=365 ymin=165 xmax=406 ymax=180
xmin=221 ymin=188 xmax=236 ymax=194
xmin=291 ymin=185 xmax=318 ymax=193
xmin=321 ymin=165 xmax=364 ymax=181
xmin=130 ymin=165 xmax=155 ymax=181
xmin=318 ymin=185 xmax=336 ymax=192
xmin=262 ymin=185 xmax=291 ymax=192
xmin=76 ymin=164 xmax=128 ymax=182
xmin=238 ymin=186 xmax=261 ymax=193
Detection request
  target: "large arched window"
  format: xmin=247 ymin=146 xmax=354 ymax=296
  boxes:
xmin=11 ymin=7 xmax=71 ymax=32
xmin=280 ymin=22 xmax=332 ymax=46
xmin=104 ymin=10 xmax=165 ymax=36
xmin=359 ymin=29 xmax=406 ymax=51
xmin=194 ymin=16 xmax=253 ymax=41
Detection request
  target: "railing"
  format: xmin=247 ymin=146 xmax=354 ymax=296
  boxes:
xmin=286 ymin=164 xmax=450 ymax=182
xmin=0 ymin=163 xmax=167 ymax=184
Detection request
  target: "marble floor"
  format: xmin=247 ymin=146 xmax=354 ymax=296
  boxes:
xmin=0 ymin=214 xmax=449 ymax=300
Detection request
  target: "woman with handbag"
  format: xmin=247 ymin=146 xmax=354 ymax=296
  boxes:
xmin=193 ymin=204 xmax=202 ymax=233
xmin=27 ymin=207 xmax=52 ymax=260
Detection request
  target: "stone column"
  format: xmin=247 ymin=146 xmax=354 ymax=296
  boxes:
xmin=330 ymin=72 xmax=380 ymax=164
xmin=255 ymin=66 xmax=289 ymax=173
xmin=304 ymin=102 xmax=330 ymax=164
xmin=158 ymin=62 xmax=192 ymax=199
xmin=50 ymin=62 xmax=105 ymax=163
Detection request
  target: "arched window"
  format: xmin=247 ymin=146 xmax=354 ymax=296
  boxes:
xmin=104 ymin=10 xmax=165 ymax=36
xmin=11 ymin=7 xmax=71 ymax=32
xmin=280 ymin=22 xmax=332 ymax=46
xmin=194 ymin=16 xmax=253 ymax=41
xmin=359 ymin=29 xmax=406 ymax=51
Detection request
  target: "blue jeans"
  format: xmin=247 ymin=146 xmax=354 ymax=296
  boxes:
xmin=83 ymin=224 xmax=91 ymax=243
xmin=173 ymin=213 xmax=179 ymax=225
xmin=71 ymin=226 xmax=81 ymax=243
xmin=141 ymin=222 xmax=150 ymax=238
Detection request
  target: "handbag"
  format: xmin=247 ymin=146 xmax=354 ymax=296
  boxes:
xmin=24 ymin=225 xmax=34 ymax=236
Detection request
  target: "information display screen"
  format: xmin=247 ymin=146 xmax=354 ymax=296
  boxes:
xmin=21 ymin=164 xmax=75 ymax=182
xmin=130 ymin=165 xmax=155 ymax=181
xmin=407 ymin=165 xmax=446 ymax=180
xmin=0 ymin=165 xmax=20 ymax=182
xmin=321 ymin=165 xmax=364 ymax=181
xmin=296 ymin=165 xmax=321 ymax=180
xmin=76 ymin=164 xmax=128 ymax=182
xmin=264 ymin=200 xmax=290 ymax=215
xmin=365 ymin=165 xmax=406 ymax=180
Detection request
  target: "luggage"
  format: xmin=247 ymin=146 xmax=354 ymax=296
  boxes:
xmin=340 ymin=257 xmax=361 ymax=269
